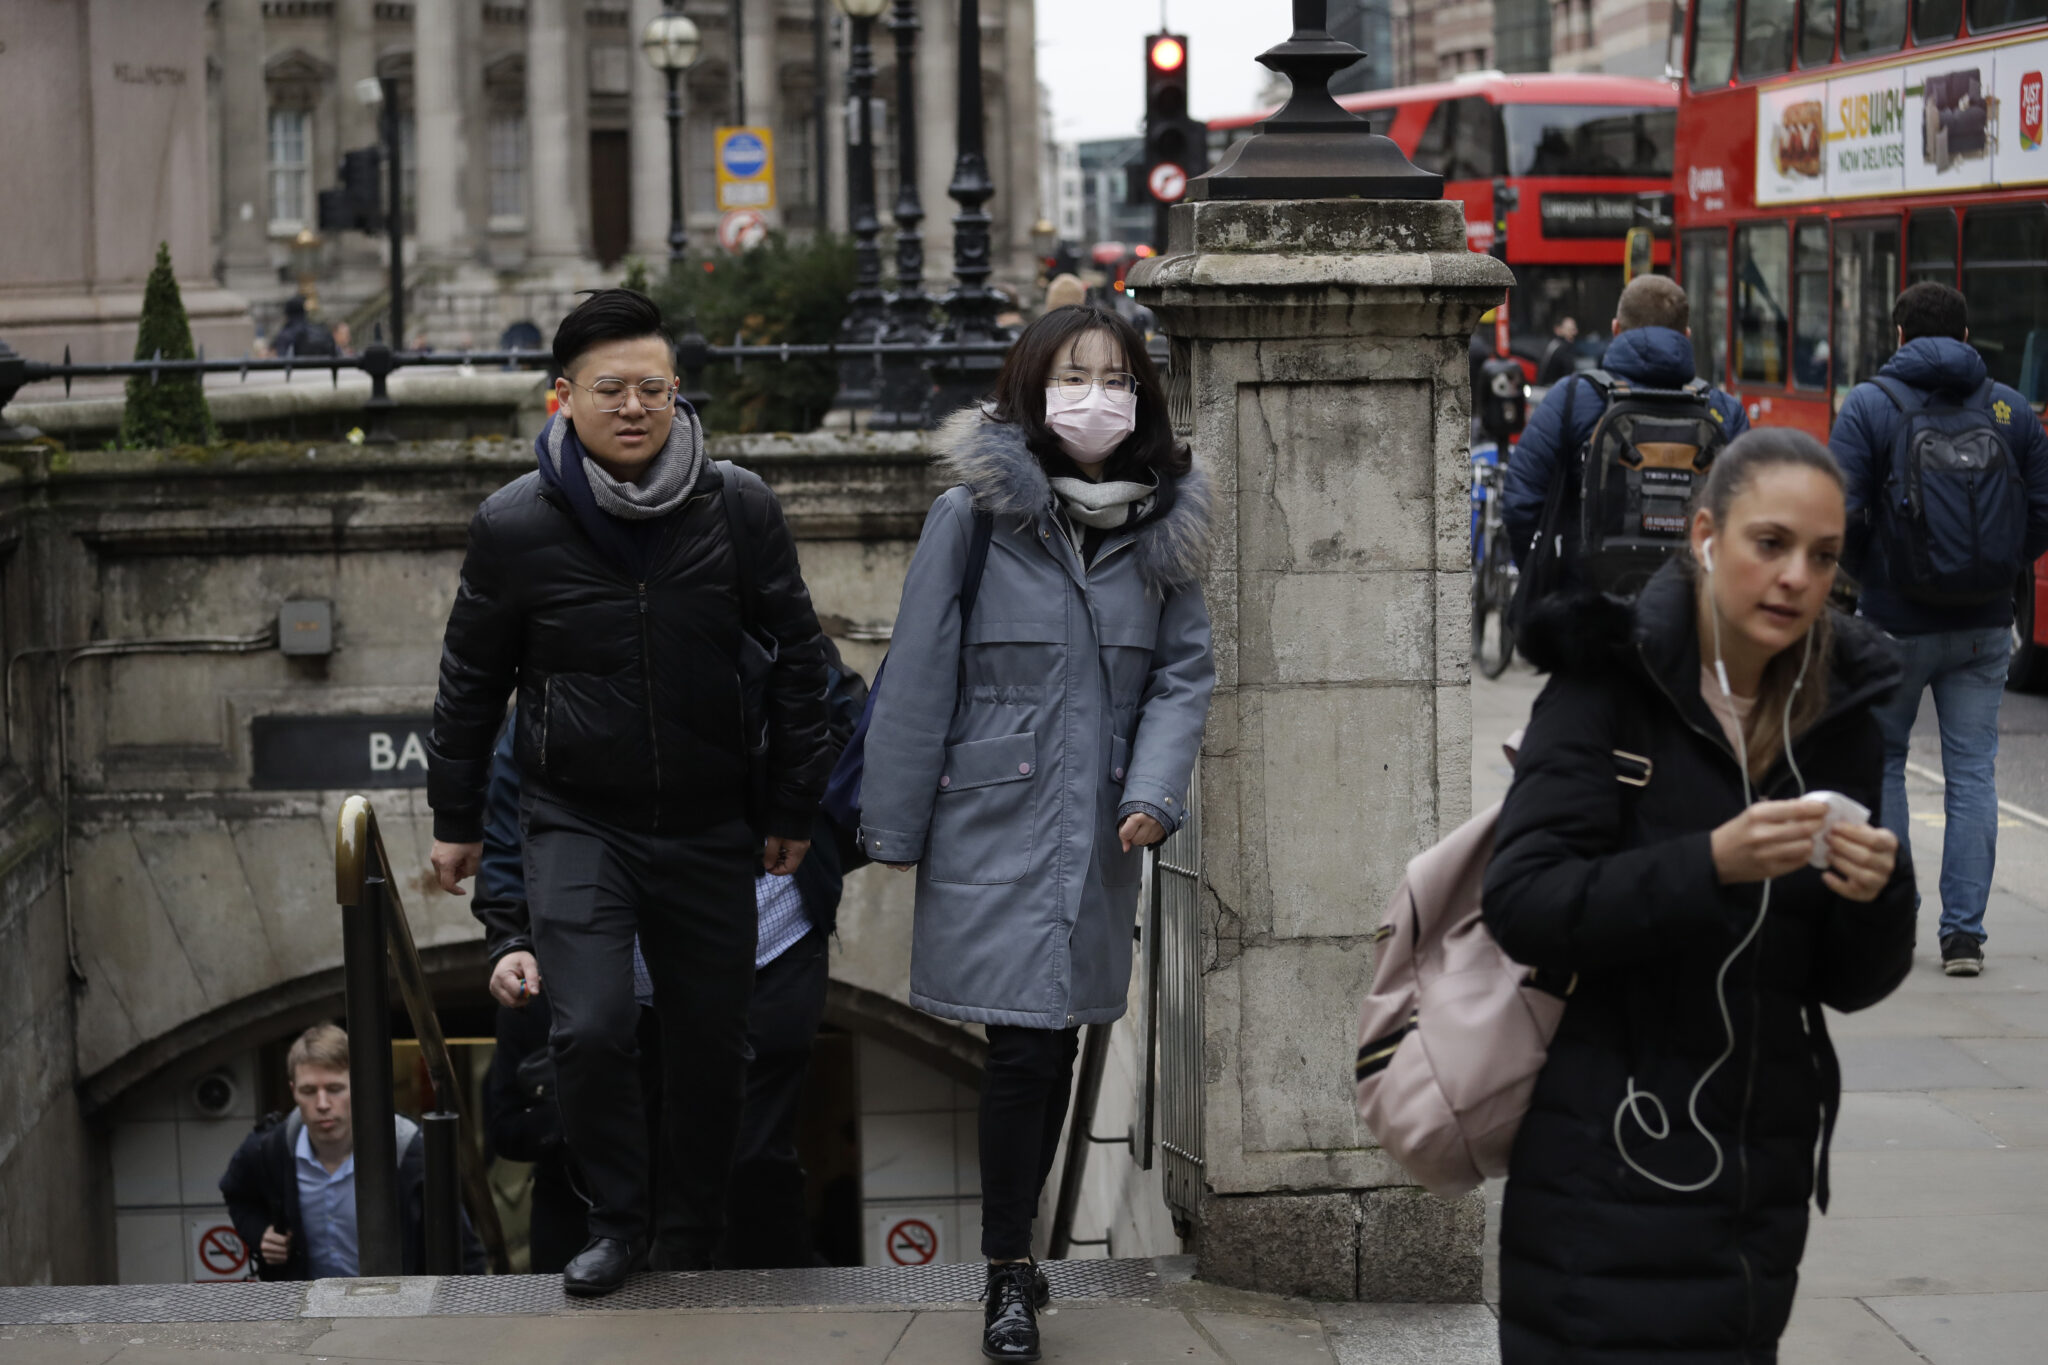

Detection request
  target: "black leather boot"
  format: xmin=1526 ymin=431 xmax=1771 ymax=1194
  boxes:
xmin=562 ymin=1236 xmax=646 ymax=1298
xmin=982 ymin=1260 xmax=1042 ymax=1362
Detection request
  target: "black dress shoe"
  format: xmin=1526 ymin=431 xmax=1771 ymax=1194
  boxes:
xmin=983 ymin=1261 xmax=1041 ymax=1362
xmin=562 ymin=1237 xmax=646 ymax=1298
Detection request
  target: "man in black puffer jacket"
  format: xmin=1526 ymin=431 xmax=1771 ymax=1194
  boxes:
xmin=426 ymin=288 xmax=831 ymax=1296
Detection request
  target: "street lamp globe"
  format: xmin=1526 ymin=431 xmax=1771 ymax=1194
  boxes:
xmin=834 ymin=0 xmax=889 ymax=17
xmin=640 ymin=12 xmax=701 ymax=73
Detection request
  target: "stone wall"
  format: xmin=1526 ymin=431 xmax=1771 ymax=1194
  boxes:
xmin=0 ymin=428 xmax=948 ymax=1284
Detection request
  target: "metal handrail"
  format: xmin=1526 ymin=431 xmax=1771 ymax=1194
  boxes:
xmin=335 ymin=794 xmax=510 ymax=1274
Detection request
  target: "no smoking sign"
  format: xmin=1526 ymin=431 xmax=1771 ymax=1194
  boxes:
xmin=191 ymin=1221 xmax=251 ymax=1282
xmin=1148 ymin=162 xmax=1188 ymax=203
xmin=880 ymin=1213 xmax=944 ymax=1266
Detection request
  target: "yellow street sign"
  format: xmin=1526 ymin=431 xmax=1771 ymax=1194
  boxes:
xmin=715 ymin=125 xmax=776 ymax=211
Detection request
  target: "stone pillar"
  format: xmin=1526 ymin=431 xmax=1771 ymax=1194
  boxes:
xmin=414 ymin=0 xmax=469 ymax=264
xmin=526 ymin=0 xmax=583 ymax=266
xmin=215 ymin=0 xmax=271 ymax=291
xmin=1130 ymin=198 xmax=1511 ymax=1301
xmin=332 ymin=0 xmax=381 ymax=278
xmin=1000 ymin=0 xmax=1040 ymax=288
xmin=915 ymin=0 xmax=956 ymax=281
xmin=627 ymin=0 xmax=671 ymax=261
xmin=741 ymin=0 xmax=780 ymax=229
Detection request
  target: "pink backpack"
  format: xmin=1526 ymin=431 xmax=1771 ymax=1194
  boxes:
xmin=1353 ymin=732 xmax=1611 ymax=1196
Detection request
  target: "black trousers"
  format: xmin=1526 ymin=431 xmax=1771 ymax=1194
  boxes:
xmin=724 ymin=926 xmax=831 ymax=1268
xmin=979 ymin=1024 xmax=1081 ymax=1260
xmin=523 ymin=791 xmax=758 ymax=1251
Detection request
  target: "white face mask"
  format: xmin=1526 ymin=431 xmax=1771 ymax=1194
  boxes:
xmin=1044 ymin=384 xmax=1137 ymax=463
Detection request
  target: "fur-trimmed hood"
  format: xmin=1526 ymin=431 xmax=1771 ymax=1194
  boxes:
xmin=932 ymin=407 xmax=1213 ymax=594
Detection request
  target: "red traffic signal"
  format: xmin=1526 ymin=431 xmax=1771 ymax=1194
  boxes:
xmin=1149 ymin=35 xmax=1185 ymax=72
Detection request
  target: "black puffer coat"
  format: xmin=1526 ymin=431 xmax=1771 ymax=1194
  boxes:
xmin=1482 ymin=562 xmax=1916 ymax=1364
xmin=428 ymin=462 xmax=830 ymax=843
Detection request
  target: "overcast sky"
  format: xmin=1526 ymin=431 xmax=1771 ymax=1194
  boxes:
xmin=1034 ymin=0 xmax=1289 ymax=143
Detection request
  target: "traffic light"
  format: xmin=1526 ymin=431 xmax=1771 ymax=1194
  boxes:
xmin=317 ymin=146 xmax=383 ymax=233
xmin=1142 ymin=32 xmax=1209 ymax=248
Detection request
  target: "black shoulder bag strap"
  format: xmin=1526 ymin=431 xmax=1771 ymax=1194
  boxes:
xmin=959 ymin=502 xmax=997 ymax=629
xmin=717 ymin=461 xmax=757 ymax=628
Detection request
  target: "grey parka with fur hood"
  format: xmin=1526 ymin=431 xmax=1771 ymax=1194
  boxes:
xmin=860 ymin=409 xmax=1215 ymax=1028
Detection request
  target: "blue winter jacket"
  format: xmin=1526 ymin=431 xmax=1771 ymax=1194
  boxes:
xmin=1503 ymin=326 xmax=1749 ymax=576
xmin=1830 ymin=336 xmax=2048 ymax=635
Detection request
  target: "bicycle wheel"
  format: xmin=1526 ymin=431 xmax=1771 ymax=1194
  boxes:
xmin=1474 ymin=507 xmax=1515 ymax=680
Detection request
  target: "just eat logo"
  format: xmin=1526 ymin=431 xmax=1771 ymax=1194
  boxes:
xmin=2022 ymin=71 xmax=2043 ymax=152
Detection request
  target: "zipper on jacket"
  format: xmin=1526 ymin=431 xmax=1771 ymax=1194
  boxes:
xmin=540 ymin=677 xmax=552 ymax=778
xmin=638 ymin=581 xmax=662 ymax=830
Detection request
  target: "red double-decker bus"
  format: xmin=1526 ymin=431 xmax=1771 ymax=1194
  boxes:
xmin=1672 ymin=0 xmax=2048 ymax=683
xmin=1211 ymin=73 xmax=1679 ymax=372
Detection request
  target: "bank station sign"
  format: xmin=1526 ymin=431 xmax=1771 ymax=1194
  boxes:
xmin=1756 ymin=35 xmax=2048 ymax=204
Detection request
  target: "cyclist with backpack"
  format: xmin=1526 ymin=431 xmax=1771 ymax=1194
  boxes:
xmin=1830 ymin=282 xmax=2048 ymax=978
xmin=1505 ymin=275 xmax=1748 ymax=609
xmin=1483 ymin=429 xmax=1915 ymax=1364
xmin=858 ymin=305 xmax=1213 ymax=1363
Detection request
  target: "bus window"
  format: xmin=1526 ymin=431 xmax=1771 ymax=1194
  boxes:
xmin=1960 ymin=205 xmax=2048 ymax=401
xmin=1907 ymin=209 xmax=1959 ymax=288
xmin=1794 ymin=221 xmax=1829 ymax=389
xmin=1966 ymin=0 xmax=2048 ymax=33
xmin=1913 ymin=0 xmax=1963 ymax=43
xmin=1736 ymin=222 xmax=1791 ymax=385
xmin=1690 ymin=0 xmax=1736 ymax=87
xmin=1799 ymin=0 xmax=1837 ymax=65
xmin=1411 ymin=98 xmax=1501 ymax=179
xmin=1503 ymin=106 xmax=1673 ymax=177
xmin=1683 ymin=229 xmax=1730 ymax=384
xmin=1740 ymin=0 xmax=1796 ymax=77
xmin=1841 ymin=0 xmax=1906 ymax=56
xmin=1833 ymin=220 xmax=1901 ymax=407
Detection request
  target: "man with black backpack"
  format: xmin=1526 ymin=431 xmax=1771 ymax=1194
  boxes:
xmin=424 ymin=288 xmax=832 ymax=1294
xmin=1831 ymin=282 xmax=2048 ymax=978
xmin=1505 ymin=275 xmax=1749 ymax=608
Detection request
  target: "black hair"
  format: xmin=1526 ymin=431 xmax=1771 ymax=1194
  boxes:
xmin=987 ymin=304 xmax=1191 ymax=480
xmin=1893 ymin=281 xmax=1969 ymax=342
xmin=551 ymin=287 xmax=675 ymax=374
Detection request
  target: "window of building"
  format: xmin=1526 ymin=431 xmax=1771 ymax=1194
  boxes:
xmin=1689 ymin=0 xmax=1736 ymax=87
xmin=1913 ymin=0 xmax=1964 ymax=43
xmin=1504 ymin=105 xmax=1673 ymax=177
xmin=1735 ymin=222 xmax=1790 ymax=385
xmin=1798 ymin=0 xmax=1837 ymax=65
xmin=489 ymin=111 xmax=526 ymax=222
xmin=268 ymin=108 xmax=310 ymax=230
xmin=1832 ymin=219 xmax=1900 ymax=407
xmin=1411 ymin=98 xmax=1504 ymax=180
xmin=1907 ymin=209 xmax=1958 ymax=288
xmin=1961 ymin=205 xmax=2048 ymax=401
xmin=1683 ymin=228 xmax=1730 ymax=384
xmin=1967 ymin=0 xmax=2048 ymax=33
xmin=1793 ymin=220 xmax=1829 ymax=389
xmin=1740 ymin=0 xmax=1796 ymax=77
xmin=1839 ymin=0 xmax=1906 ymax=57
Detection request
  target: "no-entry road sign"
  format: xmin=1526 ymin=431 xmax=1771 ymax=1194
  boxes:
xmin=1148 ymin=162 xmax=1188 ymax=203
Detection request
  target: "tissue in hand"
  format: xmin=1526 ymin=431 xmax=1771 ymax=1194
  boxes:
xmin=1801 ymin=790 xmax=1872 ymax=869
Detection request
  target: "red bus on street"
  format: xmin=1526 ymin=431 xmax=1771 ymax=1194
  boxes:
xmin=1672 ymin=0 xmax=2048 ymax=684
xmin=1212 ymin=72 xmax=1679 ymax=372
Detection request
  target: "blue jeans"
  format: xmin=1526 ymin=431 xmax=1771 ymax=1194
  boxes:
xmin=1871 ymin=626 xmax=2012 ymax=944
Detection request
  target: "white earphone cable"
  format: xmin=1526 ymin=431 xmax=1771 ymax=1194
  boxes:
xmin=1614 ymin=542 xmax=1815 ymax=1194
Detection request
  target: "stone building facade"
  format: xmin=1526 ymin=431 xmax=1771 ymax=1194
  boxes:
xmin=206 ymin=0 xmax=1044 ymax=349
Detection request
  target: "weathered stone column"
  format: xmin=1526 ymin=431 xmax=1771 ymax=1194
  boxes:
xmin=215 ymin=0 xmax=271 ymax=292
xmin=1127 ymin=6 xmax=1514 ymax=1304
xmin=414 ymin=0 xmax=469 ymax=265
xmin=526 ymin=0 xmax=584 ymax=266
xmin=627 ymin=0 xmax=673 ymax=261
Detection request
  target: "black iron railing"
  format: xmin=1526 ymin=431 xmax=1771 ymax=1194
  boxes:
xmin=335 ymin=795 xmax=509 ymax=1275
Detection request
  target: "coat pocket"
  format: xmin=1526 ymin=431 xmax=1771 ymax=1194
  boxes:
xmin=926 ymin=731 xmax=1038 ymax=885
xmin=1102 ymin=734 xmax=1143 ymax=887
xmin=538 ymin=671 xmax=652 ymax=796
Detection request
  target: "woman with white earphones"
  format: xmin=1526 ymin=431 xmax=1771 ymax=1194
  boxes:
xmin=1481 ymin=428 xmax=1916 ymax=1364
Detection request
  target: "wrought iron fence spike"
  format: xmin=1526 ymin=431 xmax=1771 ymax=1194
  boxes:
xmin=63 ymin=345 xmax=73 ymax=396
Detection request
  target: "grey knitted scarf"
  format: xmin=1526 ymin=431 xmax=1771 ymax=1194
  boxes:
xmin=545 ymin=403 xmax=706 ymax=521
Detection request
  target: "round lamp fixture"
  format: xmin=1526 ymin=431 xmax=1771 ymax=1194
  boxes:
xmin=640 ymin=12 xmax=702 ymax=73
xmin=834 ymin=0 xmax=890 ymax=16
xmin=1149 ymin=36 xmax=1185 ymax=72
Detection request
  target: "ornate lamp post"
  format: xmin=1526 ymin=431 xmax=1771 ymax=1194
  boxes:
xmin=640 ymin=8 xmax=703 ymax=265
xmin=833 ymin=0 xmax=891 ymax=411
xmin=869 ymin=0 xmax=938 ymax=430
xmin=923 ymin=0 xmax=1010 ymax=424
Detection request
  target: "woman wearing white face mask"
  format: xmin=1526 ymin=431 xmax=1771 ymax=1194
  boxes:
xmin=860 ymin=306 xmax=1214 ymax=1362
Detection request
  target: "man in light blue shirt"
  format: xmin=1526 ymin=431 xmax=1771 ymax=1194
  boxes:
xmin=294 ymin=1102 xmax=360 ymax=1278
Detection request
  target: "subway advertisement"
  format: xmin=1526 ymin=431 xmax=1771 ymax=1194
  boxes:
xmin=1755 ymin=34 xmax=2048 ymax=204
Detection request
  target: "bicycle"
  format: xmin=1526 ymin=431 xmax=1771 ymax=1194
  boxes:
xmin=1470 ymin=443 xmax=1517 ymax=679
